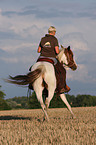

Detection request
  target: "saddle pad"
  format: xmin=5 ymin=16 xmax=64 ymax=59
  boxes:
xmin=37 ymin=57 xmax=54 ymax=65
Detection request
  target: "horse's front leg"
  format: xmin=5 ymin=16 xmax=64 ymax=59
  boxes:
xmin=60 ymin=94 xmax=75 ymax=118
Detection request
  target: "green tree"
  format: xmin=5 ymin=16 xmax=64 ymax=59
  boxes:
xmin=28 ymin=92 xmax=41 ymax=109
xmin=91 ymin=96 xmax=96 ymax=106
xmin=28 ymin=92 xmax=71 ymax=109
xmin=0 ymin=98 xmax=11 ymax=110
xmin=6 ymin=96 xmax=28 ymax=109
xmin=66 ymin=94 xmax=76 ymax=107
xmin=76 ymin=94 xmax=96 ymax=107
xmin=49 ymin=93 xmax=66 ymax=108
xmin=0 ymin=85 xmax=11 ymax=110
xmin=0 ymin=85 xmax=6 ymax=99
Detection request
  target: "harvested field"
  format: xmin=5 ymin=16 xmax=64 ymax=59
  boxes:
xmin=0 ymin=107 xmax=96 ymax=145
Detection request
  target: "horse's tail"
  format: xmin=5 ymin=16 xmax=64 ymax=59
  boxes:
xmin=5 ymin=65 xmax=46 ymax=86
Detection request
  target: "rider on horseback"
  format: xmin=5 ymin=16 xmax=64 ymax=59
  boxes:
xmin=37 ymin=26 xmax=70 ymax=94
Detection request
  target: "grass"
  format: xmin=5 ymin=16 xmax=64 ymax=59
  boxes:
xmin=0 ymin=107 xmax=96 ymax=145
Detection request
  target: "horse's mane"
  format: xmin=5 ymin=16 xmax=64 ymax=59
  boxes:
xmin=57 ymin=48 xmax=64 ymax=61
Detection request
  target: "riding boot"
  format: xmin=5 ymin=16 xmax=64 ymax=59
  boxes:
xmin=54 ymin=61 xmax=70 ymax=94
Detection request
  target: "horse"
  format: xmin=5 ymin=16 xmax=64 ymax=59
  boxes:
xmin=6 ymin=45 xmax=77 ymax=121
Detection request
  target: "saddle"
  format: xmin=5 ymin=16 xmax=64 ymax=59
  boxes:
xmin=37 ymin=57 xmax=54 ymax=65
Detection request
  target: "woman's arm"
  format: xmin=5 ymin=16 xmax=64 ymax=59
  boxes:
xmin=55 ymin=46 xmax=59 ymax=54
xmin=37 ymin=46 xmax=41 ymax=53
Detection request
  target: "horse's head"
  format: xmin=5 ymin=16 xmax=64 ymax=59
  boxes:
xmin=57 ymin=45 xmax=77 ymax=71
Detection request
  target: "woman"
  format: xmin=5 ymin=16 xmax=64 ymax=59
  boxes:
xmin=37 ymin=26 xmax=70 ymax=94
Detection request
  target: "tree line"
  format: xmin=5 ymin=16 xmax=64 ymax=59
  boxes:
xmin=0 ymin=86 xmax=96 ymax=110
xmin=0 ymin=86 xmax=11 ymax=110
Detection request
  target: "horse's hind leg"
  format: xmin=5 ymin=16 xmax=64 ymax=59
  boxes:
xmin=60 ymin=94 xmax=75 ymax=118
xmin=33 ymin=79 xmax=49 ymax=121
xmin=35 ymin=89 xmax=49 ymax=121
xmin=45 ymin=85 xmax=56 ymax=109
xmin=45 ymin=77 xmax=56 ymax=110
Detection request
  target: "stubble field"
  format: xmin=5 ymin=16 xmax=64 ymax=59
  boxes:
xmin=0 ymin=107 xmax=96 ymax=145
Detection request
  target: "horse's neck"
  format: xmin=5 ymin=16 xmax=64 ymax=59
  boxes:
xmin=57 ymin=48 xmax=64 ymax=62
xmin=57 ymin=48 xmax=68 ymax=70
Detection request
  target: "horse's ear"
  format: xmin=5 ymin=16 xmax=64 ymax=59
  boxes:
xmin=67 ymin=46 xmax=70 ymax=51
xmin=61 ymin=45 xmax=65 ymax=50
xmin=61 ymin=45 xmax=64 ymax=48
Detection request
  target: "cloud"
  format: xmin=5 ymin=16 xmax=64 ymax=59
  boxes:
xmin=0 ymin=42 xmax=39 ymax=65
xmin=0 ymin=7 xmax=51 ymax=40
xmin=1 ymin=6 xmax=74 ymax=19
xmin=67 ymin=63 xmax=96 ymax=83
xmin=61 ymin=32 xmax=89 ymax=51
xmin=0 ymin=50 xmax=38 ymax=65
xmin=1 ymin=57 xmax=18 ymax=63
xmin=0 ymin=42 xmax=37 ymax=53
xmin=1 ymin=1 xmax=96 ymax=20
xmin=0 ymin=30 xmax=21 ymax=40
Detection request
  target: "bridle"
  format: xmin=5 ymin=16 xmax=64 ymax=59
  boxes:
xmin=64 ymin=61 xmax=76 ymax=69
xmin=63 ymin=48 xmax=76 ymax=69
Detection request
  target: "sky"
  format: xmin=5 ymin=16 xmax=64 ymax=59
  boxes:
xmin=0 ymin=0 xmax=96 ymax=99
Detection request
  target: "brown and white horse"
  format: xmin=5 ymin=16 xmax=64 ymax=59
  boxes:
xmin=6 ymin=45 xmax=77 ymax=121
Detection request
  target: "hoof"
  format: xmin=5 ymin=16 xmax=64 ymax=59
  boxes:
xmin=71 ymin=115 xmax=76 ymax=119
xmin=43 ymin=116 xmax=50 ymax=122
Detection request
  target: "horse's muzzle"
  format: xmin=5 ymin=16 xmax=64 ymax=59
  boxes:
xmin=71 ymin=64 xmax=77 ymax=71
xmin=68 ymin=62 xmax=77 ymax=71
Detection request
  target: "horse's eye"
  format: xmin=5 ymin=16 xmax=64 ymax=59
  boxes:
xmin=71 ymin=54 xmax=73 ymax=58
